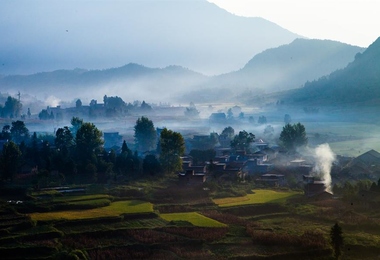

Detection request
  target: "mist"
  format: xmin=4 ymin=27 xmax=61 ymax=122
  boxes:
xmin=312 ymin=143 xmax=336 ymax=193
xmin=0 ymin=0 xmax=298 ymax=76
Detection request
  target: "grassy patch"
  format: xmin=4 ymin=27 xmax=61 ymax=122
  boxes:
xmin=213 ymin=189 xmax=300 ymax=207
xmin=30 ymin=200 xmax=153 ymax=221
xmin=52 ymin=194 xmax=112 ymax=202
xmin=160 ymin=212 xmax=226 ymax=227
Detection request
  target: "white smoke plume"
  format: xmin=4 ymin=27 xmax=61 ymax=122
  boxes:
xmin=313 ymin=143 xmax=336 ymax=193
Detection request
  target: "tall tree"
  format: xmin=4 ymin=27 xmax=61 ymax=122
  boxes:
xmin=330 ymin=222 xmax=344 ymax=259
xmin=70 ymin=117 xmax=83 ymax=136
xmin=3 ymin=96 xmax=22 ymax=118
xmin=1 ymin=125 xmax=11 ymax=140
xmin=0 ymin=141 xmax=21 ymax=181
xmin=220 ymin=126 xmax=235 ymax=140
xmin=279 ymin=122 xmax=308 ymax=152
xmin=75 ymin=122 xmax=103 ymax=164
xmin=230 ymin=130 xmax=255 ymax=152
xmin=159 ymin=128 xmax=185 ymax=174
xmin=55 ymin=126 xmax=74 ymax=150
xmin=134 ymin=116 xmax=156 ymax=152
xmin=10 ymin=120 xmax=29 ymax=144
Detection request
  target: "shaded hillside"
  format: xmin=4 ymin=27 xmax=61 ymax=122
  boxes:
xmin=180 ymin=39 xmax=364 ymax=103
xmin=286 ymin=37 xmax=380 ymax=106
xmin=215 ymin=39 xmax=364 ymax=92
xmin=0 ymin=0 xmax=300 ymax=76
xmin=0 ymin=64 xmax=208 ymax=103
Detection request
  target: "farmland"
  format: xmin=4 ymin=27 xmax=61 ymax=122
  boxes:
xmin=1 ymin=183 xmax=380 ymax=259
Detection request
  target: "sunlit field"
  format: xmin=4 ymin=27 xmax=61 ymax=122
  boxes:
xmin=213 ymin=189 xmax=300 ymax=207
xmin=30 ymin=200 xmax=153 ymax=221
xmin=160 ymin=212 xmax=227 ymax=227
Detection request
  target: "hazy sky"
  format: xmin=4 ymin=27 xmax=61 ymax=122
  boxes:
xmin=208 ymin=0 xmax=378 ymax=47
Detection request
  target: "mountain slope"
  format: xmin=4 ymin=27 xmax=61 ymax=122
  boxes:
xmin=0 ymin=0 xmax=300 ymax=76
xmin=285 ymin=37 xmax=380 ymax=106
xmin=214 ymin=38 xmax=365 ymax=92
xmin=0 ymin=64 xmax=209 ymax=103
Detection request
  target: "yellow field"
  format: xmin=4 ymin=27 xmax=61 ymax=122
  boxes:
xmin=160 ymin=212 xmax=227 ymax=227
xmin=30 ymin=200 xmax=153 ymax=221
xmin=213 ymin=189 xmax=300 ymax=207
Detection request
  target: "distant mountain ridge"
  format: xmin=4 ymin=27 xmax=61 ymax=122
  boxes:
xmin=213 ymin=38 xmax=365 ymax=92
xmin=0 ymin=39 xmax=367 ymax=105
xmin=284 ymin=37 xmax=380 ymax=106
xmin=0 ymin=64 xmax=209 ymax=103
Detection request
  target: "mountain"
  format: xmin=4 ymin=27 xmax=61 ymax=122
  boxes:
xmin=283 ymin=37 xmax=380 ymax=106
xmin=214 ymin=38 xmax=365 ymax=92
xmin=0 ymin=0 xmax=300 ymax=76
xmin=0 ymin=64 xmax=209 ymax=103
xmin=179 ymin=39 xmax=364 ymax=103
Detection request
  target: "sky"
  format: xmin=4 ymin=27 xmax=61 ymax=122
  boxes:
xmin=208 ymin=0 xmax=379 ymax=48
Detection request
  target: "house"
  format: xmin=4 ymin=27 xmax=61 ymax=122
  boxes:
xmin=178 ymin=170 xmax=206 ymax=186
xmin=303 ymin=175 xmax=332 ymax=198
xmin=243 ymin=159 xmax=273 ymax=175
xmin=256 ymin=174 xmax=286 ymax=187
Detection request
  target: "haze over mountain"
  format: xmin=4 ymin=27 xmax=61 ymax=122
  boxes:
xmin=216 ymin=39 xmax=364 ymax=92
xmin=0 ymin=64 xmax=208 ymax=104
xmin=283 ymin=37 xmax=380 ymax=106
xmin=0 ymin=0 xmax=300 ymax=76
xmin=0 ymin=38 xmax=366 ymax=106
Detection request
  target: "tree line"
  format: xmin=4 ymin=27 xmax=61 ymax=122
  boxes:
xmin=0 ymin=116 xmax=184 ymax=186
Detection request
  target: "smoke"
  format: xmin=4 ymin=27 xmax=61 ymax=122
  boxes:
xmin=313 ymin=143 xmax=336 ymax=193
xmin=45 ymin=95 xmax=61 ymax=107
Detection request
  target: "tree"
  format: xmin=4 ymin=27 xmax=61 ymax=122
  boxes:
xmin=279 ymin=123 xmax=308 ymax=152
xmin=76 ymin=99 xmax=82 ymax=108
xmin=10 ymin=120 xmax=29 ymax=144
xmin=159 ymin=128 xmax=185 ymax=174
xmin=1 ymin=125 xmax=11 ymax=140
xmin=140 ymin=101 xmax=152 ymax=111
xmin=184 ymin=102 xmax=200 ymax=118
xmin=3 ymin=96 xmax=22 ymax=118
xmin=230 ymin=130 xmax=255 ymax=152
xmin=143 ymin=154 xmax=161 ymax=176
xmin=134 ymin=116 xmax=156 ymax=152
xmin=75 ymin=122 xmax=104 ymax=164
xmin=330 ymin=222 xmax=344 ymax=259
xmin=221 ymin=126 xmax=235 ymax=140
xmin=121 ymin=140 xmax=132 ymax=156
xmin=0 ymin=141 xmax=21 ymax=181
xmin=55 ymin=126 xmax=74 ymax=150
xmin=70 ymin=117 xmax=83 ymax=136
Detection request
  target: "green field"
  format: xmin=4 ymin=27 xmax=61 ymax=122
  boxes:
xmin=213 ymin=189 xmax=300 ymax=207
xmin=160 ymin=212 xmax=227 ymax=227
xmin=30 ymin=200 xmax=153 ymax=221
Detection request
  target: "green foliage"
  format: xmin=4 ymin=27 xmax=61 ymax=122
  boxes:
xmin=160 ymin=212 xmax=226 ymax=227
xmin=279 ymin=122 xmax=308 ymax=151
xmin=2 ymin=96 xmax=22 ymax=118
xmin=230 ymin=130 xmax=255 ymax=152
xmin=330 ymin=222 xmax=344 ymax=259
xmin=159 ymin=128 xmax=185 ymax=174
xmin=134 ymin=116 xmax=156 ymax=152
xmin=75 ymin=122 xmax=103 ymax=164
xmin=10 ymin=120 xmax=29 ymax=144
xmin=143 ymin=154 xmax=162 ymax=176
xmin=0 ymin=141 xmax=22 ymax=181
